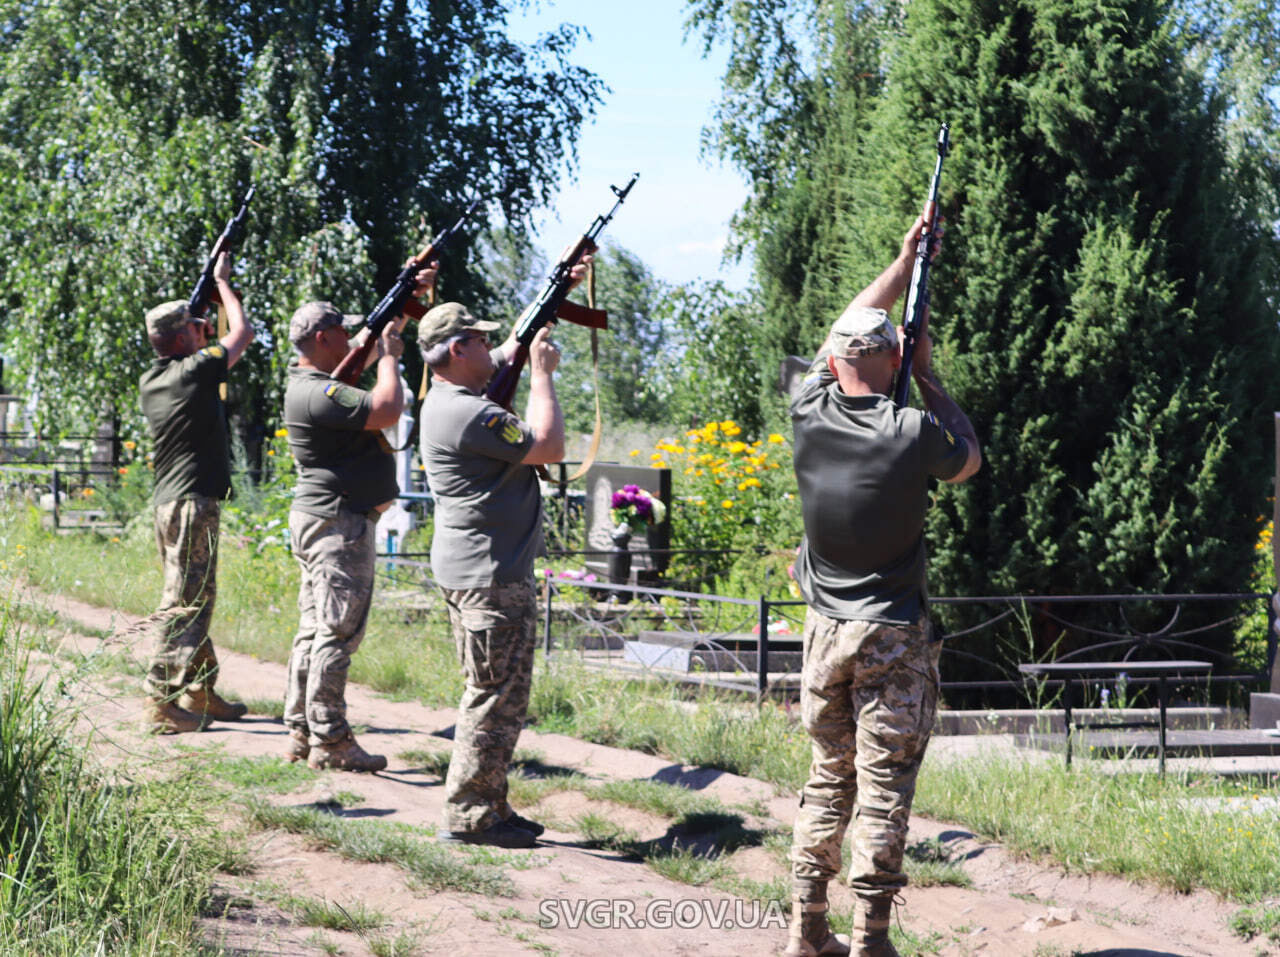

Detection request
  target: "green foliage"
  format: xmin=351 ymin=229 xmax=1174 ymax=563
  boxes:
xmin=692 ymin=0 xmax=1280 ymax=657
xmin=0 ymin=0 xmax=604 ymax=439
xmin=626 ymin=420 xmax=803 ymax=590
xmin=0 ymin=606 xmax=225 ymax=954
xmin=1234 ymin=516 xmax=1274 ymax=674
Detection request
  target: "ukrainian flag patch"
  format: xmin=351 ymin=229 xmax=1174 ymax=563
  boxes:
xmin=199 ymin=344 xmax=226 ymax=359
xmin=323 ymin=381 xmax=361 ymax=409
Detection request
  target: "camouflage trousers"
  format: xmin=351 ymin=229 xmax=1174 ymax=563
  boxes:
xmin=789 ymin=608 xmax=940 ymax=897
xmin=285 ymin=509 xmax=376 ymax=745
xmin=441 ymin=579 xmax=537 ymax=833
xmin=145 ymin=495 xmax=221 ymax=698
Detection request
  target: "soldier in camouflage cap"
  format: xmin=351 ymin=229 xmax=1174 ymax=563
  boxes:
xmin=784 ymin=218 xmax=981 ymax=957
xmin=417 ymin=265 xmax=589 ymax=850
xmin=139 ymin=252 xmax=255 ymax=734
xmin=280 ymin=263 xmax=435 ymax=774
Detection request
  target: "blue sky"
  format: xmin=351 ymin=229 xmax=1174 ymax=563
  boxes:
xmin=506 ymin=0 xmax=752 ymax=289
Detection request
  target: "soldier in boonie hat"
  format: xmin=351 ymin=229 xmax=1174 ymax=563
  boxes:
xmin=828 ymin=305 xmax=898 ymax=359
xmin=418 ymin=301 xmax=502 ymax=351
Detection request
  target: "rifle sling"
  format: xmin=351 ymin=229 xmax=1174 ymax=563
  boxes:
xmin=567 ymin=261 xmax=604 ymax=482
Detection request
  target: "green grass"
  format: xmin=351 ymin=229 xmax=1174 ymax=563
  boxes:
xmin=0 ymin=599 xmax=234 ymax=955
xmin=11 ymin=501 xmax=1280 ymax=909
xmin=201 ymin=752 xmax=320 ymax=793
xmin=248 ymin=802 xmax=515 ymax=897
xmin=1230 ymin=902 xmax=1280 ymax=943
xmin=915 ymin=754 xmax=1280 ymax=899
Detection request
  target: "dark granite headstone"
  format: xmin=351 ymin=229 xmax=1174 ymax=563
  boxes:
xmin=583 ymin=464 xmax=671 ymax=581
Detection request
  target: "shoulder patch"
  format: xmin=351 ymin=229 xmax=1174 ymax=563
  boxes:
xmin=484 ymin=412 xmax=523 ymax=446
xmin=323 ymin=381 xmax=361 ymax=409
xmin=199 ymin=344 xmax=226 ymax=359
xmin=924 ymin=410 xmax=957 ymax=446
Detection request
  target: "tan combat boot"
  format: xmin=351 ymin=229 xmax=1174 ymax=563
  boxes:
xmin=179 ymin=687 xmax=248 ymax=721
xmin=144 ymin=697 xmax=210 ymax=735
xmin=308 ymin=734 xmax=387 ymax=772
xmin=851 ymin=895 xmax=899 ymax=957
xmin=782 ymin=900 xmax=851 ymax=957
xmin=285 ymin=729 xmax=311 ymax=762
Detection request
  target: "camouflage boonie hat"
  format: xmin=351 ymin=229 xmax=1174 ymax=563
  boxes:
xmin=145 ymin=300 xmax=201 ymax=337
xmin=418 ymin=301 xmax=501 ymax=351
xmin=289 ymin=301 xmax=363 ymax=346
xmin=829 ymin=306 xmax=898 ymax=358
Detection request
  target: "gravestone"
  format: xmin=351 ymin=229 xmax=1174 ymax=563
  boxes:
xmin=582 ymin=464 xmax=671 ymax=584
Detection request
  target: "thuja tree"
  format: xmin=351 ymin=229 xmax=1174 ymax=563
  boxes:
xmin=693 ymin=0 xmax=1280 ymax=671
xmin=0 ymin=0 xmax=602 ymax=437
xmin=845 ymin=0 xmax=1280 ymax=670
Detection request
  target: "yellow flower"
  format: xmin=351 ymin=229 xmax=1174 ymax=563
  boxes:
xmin=721 ymin=499 xmax=734 ymax=508
xmin=629 ymin=449 xmax=640 ymax=457
xmin=123 ymin=440 xmax=137 ymax=451
xmin=81 ymin=488 xmax=95 ymax=497
xmin=267 ymin=449 xmax=275 ymax=456
xmin=738 ymin=477 xmax=761 ymax=490
xmin=727 ymin=441 xmax=748 ymax=453
xmin=651 ymin=459 xmax=667 ymax=469
xmin=111 ymin=536 xmax=120 ymax=543
xmin=274 ymin=427 xmax=288 ymax=438
xmin=719 ymin=419 xmax=736 ymax=430
xmin=768 ymin=433 xmax=785 ymax=444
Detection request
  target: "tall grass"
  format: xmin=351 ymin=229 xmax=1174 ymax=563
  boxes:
xmin=0 ymin=597 xmax=224 ymax=955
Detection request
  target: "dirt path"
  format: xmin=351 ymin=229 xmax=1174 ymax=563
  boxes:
xmin=26 ymin=585 xmax=1273 ymax=957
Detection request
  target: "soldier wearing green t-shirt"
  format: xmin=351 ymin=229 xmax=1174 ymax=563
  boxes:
xmin=417 ymin=258 xmax=587 ymax=849
xmin=139 ymin=251 xmax=255 ymax=734
xmin=783 ymin=218 xmax=981 ymax=957
xmin=281 ymin=265 xmax=433 ymax=773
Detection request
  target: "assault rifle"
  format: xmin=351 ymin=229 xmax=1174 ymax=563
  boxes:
xmin=484 ymin=173 xmax=639 ymax=411
xmin=188 ymin=185 xmax=255 ymax=319
xmin=332 ymin=198 xmax=480 ymax=386
xmin=892 ymin=123 xmax=949 ymax=407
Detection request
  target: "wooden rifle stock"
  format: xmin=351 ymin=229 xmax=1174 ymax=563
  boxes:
xmin=332 ymin=199 xmax=480 ymax=386
xmin=484 ymin=174 xmax=637 ymax=411
xmin=188 ymin=185 xmax=255 ymax=318
xmin=892 ymin=123 xmax=949 ymax=408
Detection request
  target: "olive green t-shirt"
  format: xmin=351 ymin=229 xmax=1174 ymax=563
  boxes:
xmin=789 ymin=356 xmax=968 ymax=624
xmin=418 ymin=382 xmax=538 ymax=589
xmin=283 ymin=363 xmax=398 ymax=518
xmin=139 ymin=344 xmax=231 ymax=505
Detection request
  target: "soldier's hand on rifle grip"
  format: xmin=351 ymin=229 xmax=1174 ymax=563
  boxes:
xmin=529 ymin=325 xmax=561 ymax=376
xmin=378 ymin=323 xmax=405 ymax=361
xmin=412 ymin=258 xmax=439 ymax=301
xmin=906 ymin=320 xmax=933 ymax=377
xmin=213 ymin=251 xmax=233 ymax=286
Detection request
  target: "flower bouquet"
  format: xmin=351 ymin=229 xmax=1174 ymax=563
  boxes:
xmin=610 ymin=484 xmax=666 ymax=539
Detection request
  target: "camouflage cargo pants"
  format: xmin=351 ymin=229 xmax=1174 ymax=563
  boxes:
xmin=789 ymin=608 xmax=940 ymax=895
xmin=441 ymin=580 xmax=537 ymax=833
xmin=285 ymin=509 xmax=376 ymax=745
xmin=145 ymin=495 xmax=221 ymax=698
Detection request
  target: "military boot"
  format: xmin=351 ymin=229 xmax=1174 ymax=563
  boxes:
xmin=144 ymin=697 xmax=210 ymax=735
xmin=851 ymin=895 xmax=899 ymax=957
xmin=308 ymin=734 xmax=387 ymax=772
xmin=179 ymin=687 xmax=248 ymax=722
xmin=782 ymin=901 xmax=851 ymax=957
xmin=285 ymin=729 xmax=311 ymax=763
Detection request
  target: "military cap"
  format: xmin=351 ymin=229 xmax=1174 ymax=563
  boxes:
xmin=418 ymin=301 xmax=501 ymax=351
xmin=289 ymin=301 xmax=363 ymax=346
xmin=828 ymin=306 xmax=899 ymax=358
xmin=145 ymin=300 xmax=202 ymax=337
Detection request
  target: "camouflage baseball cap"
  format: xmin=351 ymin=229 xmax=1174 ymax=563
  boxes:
xmin=418 ymin=301 xmax=501 ymax=351
xmin=828 ymin=306 xmax=898 ymax=358
xmin=289 ymin=301 xmax=363 ymax=346
xmin=145 ymin=300 xmax=201 ymax=337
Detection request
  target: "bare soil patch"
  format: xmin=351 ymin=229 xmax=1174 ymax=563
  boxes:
xmin=27 ymin=586 xmax=1273 ymax=956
